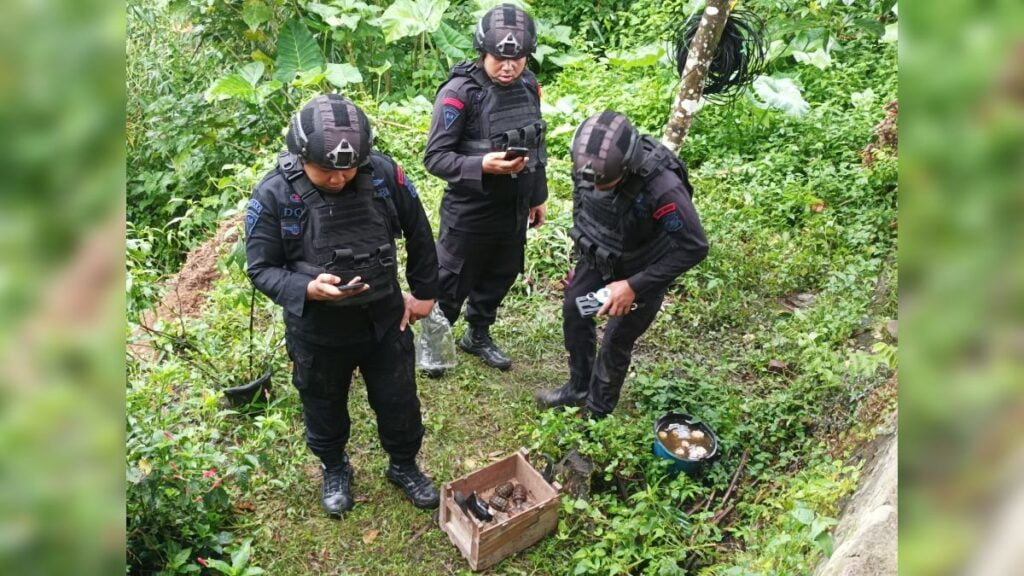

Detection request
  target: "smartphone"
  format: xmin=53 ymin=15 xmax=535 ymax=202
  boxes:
xmin=504 ymin=146 xmax=529 ymax=160
xmin=334 ymin=282 xmax=367 ymax=292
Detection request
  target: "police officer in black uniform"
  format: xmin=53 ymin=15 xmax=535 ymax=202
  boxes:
xmin=423 ymin=3 xmax=548 ymax=372
xmin=536 ymin=112 xmax=709 ymax=417
xmin=245 ymin=94 xmax=441 ymax=516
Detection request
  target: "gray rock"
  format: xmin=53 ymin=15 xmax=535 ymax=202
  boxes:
xmin=815 ymin=429 xmax=898 ymax=576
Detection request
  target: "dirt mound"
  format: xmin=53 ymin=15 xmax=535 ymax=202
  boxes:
xmin=156 ymin=216 xmax=242 ymax=320
xmin=130 ymin=216 xmax=242 ymax=360
xmin=862 ymin=100 xmax=898 ymax=166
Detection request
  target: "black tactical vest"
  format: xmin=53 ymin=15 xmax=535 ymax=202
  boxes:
xmin=448 ymin=62 xmax=547 ymax=170
xmin=276 ymin=153 xmax=401 ymax=307
xmin=570 ymin=136 xmax=690 ymax=280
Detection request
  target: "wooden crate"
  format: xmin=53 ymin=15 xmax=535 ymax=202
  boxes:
xmin=439 ymin=448 xmax=561 ymax=571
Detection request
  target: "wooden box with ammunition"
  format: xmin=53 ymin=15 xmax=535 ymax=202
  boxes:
xmin=439 ymin=448 xmax=561 ymax=571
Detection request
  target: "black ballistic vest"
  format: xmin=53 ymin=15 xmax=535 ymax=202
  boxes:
xmin=450 ymin=62 xmax=547 ymax=170
xmin=570 ymin=136 xmax=690 ymax=280
xmin=277 ymin=153 xmax=401 ymax=307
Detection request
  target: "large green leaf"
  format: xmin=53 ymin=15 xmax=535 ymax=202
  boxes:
xmin=533 ymin=44 xmax=556 ymax=65
xmin=308 ymin=2 xmax=363 ymax=30
xmin=274 ymin=18 xmax=325 ymax=83
xmin=206 ymin=74 xmax=256 ymax=103
xmin=607 ymin=44 xmax=664 ymax=68
xmin=793 ymin=48 xmax=832 ymax=70
xmin=378 ymin=0 xmax=450 ymax=44
xmin=548 ymin=52 xmax=589 ymax=68
xmin=325 ymin=63 xmax=363 ymax=88
xmin=752 ymin=75 xmax=810 ymax=117
xmin=242 ymin=0 xmax=273 ymax=31
xmin=238 ymin=62 xmax=265 ymax=87
xmin=432 ymin=22 xmax=472 ymax=61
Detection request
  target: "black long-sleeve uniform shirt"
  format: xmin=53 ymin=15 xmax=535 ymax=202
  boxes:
xmin=423 ymin=68 xmax=549 ymax=237
xmin=579 ymin=164 xmax=709 ymax=297
xmin=245 ymin=152 xmax=439 ymax=346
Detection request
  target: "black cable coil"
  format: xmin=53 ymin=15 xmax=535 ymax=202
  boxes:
xmin=671 ymin=8 xmax=768 ymax=103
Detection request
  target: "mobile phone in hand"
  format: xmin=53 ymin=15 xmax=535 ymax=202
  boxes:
xmin=335 ymin=282 xmax=367 ymax=292
xmin=504 ymin=146 xmax=529 ymax=160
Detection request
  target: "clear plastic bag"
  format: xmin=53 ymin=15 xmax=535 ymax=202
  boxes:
xmin=415 ymin=303 xmax=457 ymax=371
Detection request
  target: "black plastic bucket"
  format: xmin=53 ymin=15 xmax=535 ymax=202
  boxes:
xmin=222 ymin=370 xmax=273 ymax=407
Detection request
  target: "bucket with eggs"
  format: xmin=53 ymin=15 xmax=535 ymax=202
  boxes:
xmin=653 ymin=412 xmax=721 ymax=475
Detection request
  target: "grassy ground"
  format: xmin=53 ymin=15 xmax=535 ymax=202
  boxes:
xmin=249 ymin=299 xmax=573 ymax=575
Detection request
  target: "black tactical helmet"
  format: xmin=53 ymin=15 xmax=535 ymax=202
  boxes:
xmin=570 ymin=111 xmax=641 ymax=186
xmin=285 ymin=94 xmax=373 ymax=169
xmin=474 ymin=3 xmax=537 ymax=59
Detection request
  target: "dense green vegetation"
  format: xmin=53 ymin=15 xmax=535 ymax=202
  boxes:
xmin=127 ymin=0 xmax=898 ymax=574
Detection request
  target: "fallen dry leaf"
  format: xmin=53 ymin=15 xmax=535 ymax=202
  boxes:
xmin=362 ymin=529 xmax=379 ymax=545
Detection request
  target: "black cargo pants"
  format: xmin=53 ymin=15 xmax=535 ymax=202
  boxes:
xmin=436 ymin=227 xmax=524 ymax=328
xmin=286 ymin=326 xmax=423 ymax=468
xmin=562 ymin=260 xmax=666 ymax=415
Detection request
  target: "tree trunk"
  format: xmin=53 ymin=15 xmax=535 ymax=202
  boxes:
xmin=661 ymin=0 xmax=732 ymax=153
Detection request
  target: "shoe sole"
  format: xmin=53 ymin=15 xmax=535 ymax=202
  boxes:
xmin=386 ymin=474 xmax=440 ymax=510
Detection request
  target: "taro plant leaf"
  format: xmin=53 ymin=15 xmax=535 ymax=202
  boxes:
xmin=306 ymin=2 xmax=340 ymax=21
xmin=308 ymin=2 xmax=362 ymax=29
xmin=242 ymin=0 xmax=274 ymax=31
xmin=207 ymin=73 xmax=257 ymax=103
xmin=432 ymin=22 xmax=473 ymax=61
xmin=607 ymin=44 xmax=665 ymax=68
xmin=533 ymin=44 xmax=556 ymax=64
xmin=325 ymin=63 xmax=363 ymax=88
xmin=793 ymin=48 xmax=832 ymax=70
xmin=378 ymin=0 xmax=450 ymax=44
xmin=548 ymin=52 xmax=589 ymax=68
xmin=752 ymin=75 xmax=810 ymax=116
xmin=274 ymin=18 xmax=325 ymax=83
xmin=238 ymin=62 xmax=265 ymax=87
xmin=292 ymin=67 xmax=327 ymax=87
xmin=536 ymin=20 xmax=572 ymax=45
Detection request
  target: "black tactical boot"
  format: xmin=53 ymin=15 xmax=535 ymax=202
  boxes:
xmin=458 ymin=325 xmax=512 ymax=370
xmin=386 ymin=460 xmax=440 ymax=509
xmin=321 ymin=457 xmax=354 ymax=517
xmin=535 ymin=381 xmax=588 ymax=410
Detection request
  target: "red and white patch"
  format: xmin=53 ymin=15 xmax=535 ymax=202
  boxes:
xmin=442 ymin=97 xmax=464 ymax=110
xmin=653 ymin=203 xmax=678 ymax=220
xmin=395 ymin=164 xmax=406 ymax=185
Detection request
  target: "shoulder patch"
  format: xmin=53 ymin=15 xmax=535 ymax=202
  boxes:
xmin=245 ymin=199 xmax=264 ymax=236
xmin=653 ymin=202 xmax=678 ymax=220
xmin=442 ymin=96 xmax=464 ymax=110
xmin=535 ymin=81 xmax=542 ymax=100
xmin=395 ymin=164 xmax=406 ymax=185
xmin=372 ymin=177 xmax=391 ymax=198
xmin=443 ymin=105 xmax=461 ymax=130
xmin=662 ymin=212 xmax=684 ymax=233
xmin=280 ymin=219 xmax=302 ymax=238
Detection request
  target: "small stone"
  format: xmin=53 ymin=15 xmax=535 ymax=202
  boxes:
xmin=885 ymin=319 xmax=898 ymax=341
xmin=768 ymin=359 xmax=789 ymax=373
